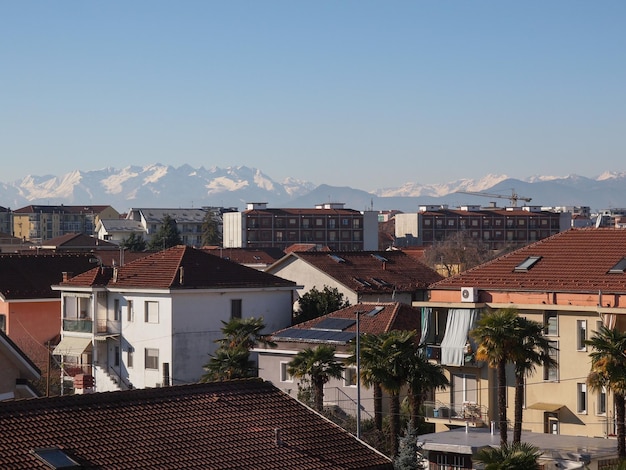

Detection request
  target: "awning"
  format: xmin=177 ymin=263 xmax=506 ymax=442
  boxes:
xmin=527 ymin=402 xmax=563 ymax=412
xmin=53 ymin=337 xmax=92 ymax=356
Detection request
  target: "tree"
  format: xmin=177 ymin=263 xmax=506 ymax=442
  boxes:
xmin=474 ymin=442 xmax=542 ymax=470
xmin=406 ymin=347 xmax=449 ymax=431
xmin=201 ymin=212 xmax=221 ymax=246
xmin=201 ymin=317 xmax=275 ymax=382
xmin=471 ymin=308 xmax=519 ymax=446
xmin=287 ymin=345 xmax=344 ymax=412
xmin=510 ymin=316 xmax=557 ymax=444
xmin=119 ymin=232 xmax=146 ymax=252
xmin=423 ymin=231 xmax=494 ymax=276
xmin=393 ymin=423 xmax=425 ymax=470
xmin=148 ymin=215 xmax=182 ymax=251
xmin=294 ymin=286 xmax=350 ymax=324
xmin=585 ymin=325 xmax=626 ymax=458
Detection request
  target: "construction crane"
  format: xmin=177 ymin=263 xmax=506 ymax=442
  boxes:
xmin=455 ymin=189 xmax=532 ymax=207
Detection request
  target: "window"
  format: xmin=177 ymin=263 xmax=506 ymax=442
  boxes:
xmin=577 ymin=320 xmax=587 ymax=351
xmin=544 ymin=311 xmax=558 ymax=335
xmin=231 ymin=299 xmax=242 ymax=319
xmin=127 ymin=300 xmax=134 ymax=322
xmin=128 ymin=348 xmax=134 ymax=368
xmin=145 ymin=301 xmax=159 ymax=323
xmin=577 ymin=383 xmax=587 ymax=413
xmin=0 ymin=314 xmax=5 ymax=333
xmin=280 ymin=362 xmax=293 ymax=382
xmin=344 ymin=367 xmax=357 ymax=387
xmin=114 ymin=299 xmax=120 ymax=321
xmin=544 ymin=340 xmax=559 ymax=381
xmin=597 ymin=387 xmax=607 ymax=415
xmin=145 ymin=348 xmax=159 ymax=370
xmin=514 ymin=256 xmax=542 ymax=272
xmin=114 ymin=346 xmax=120 ymax=367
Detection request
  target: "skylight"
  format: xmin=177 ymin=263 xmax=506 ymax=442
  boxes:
xmin=367 ymin=306 xmax=385 ymax=316
xmin=371 ymin=254 xmax=388 ymax=262
xmin=371 ymin=277 xmax=392 ymax=287
xmin=354 ymin=277 xmax=372 ymax=287
xmin=329 ymin=254 xmax=345 ymax=263
xmin=31 ymin=448 xmax=81 ymax=469
xmin=608 ymin=257 xmax=626 ymax=274
xmin=514 ymin=256 xmax=542 ymax=272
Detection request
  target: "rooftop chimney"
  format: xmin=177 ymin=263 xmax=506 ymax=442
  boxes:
xmin=62 ymin=272 xmax=73 ymax=282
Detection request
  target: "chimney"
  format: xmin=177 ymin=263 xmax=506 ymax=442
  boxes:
xmin=382 ymin=261 xmax=386 ymax=271
xmin=179 ymin=266 xmax=184 ymax=285
xmin=62 ymin=272 xmax=73 ymax=282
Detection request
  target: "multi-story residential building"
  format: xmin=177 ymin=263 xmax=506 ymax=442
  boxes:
xmin=395 ymin=204 xmax=571 ymax=249
xmin=123 ymin=206 xmax=236 ymax=247
xmin=414 ymin=228 xmax=626 ymax=440
xmin=12 ymin=205 xmax=120 ymax=243
xmin=0 ymin=206 xmax=12 ymax=235
xmin=223 ymin=202 xmax=379 ymax=251
xmin=52 ymin=245 xmax=298 ymax=392
xmin=0 ymin=330 xmax=40 ymax=401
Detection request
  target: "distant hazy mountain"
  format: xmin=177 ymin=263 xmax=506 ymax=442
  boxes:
xmin=1 ymin=164 xmax=625 ymax=213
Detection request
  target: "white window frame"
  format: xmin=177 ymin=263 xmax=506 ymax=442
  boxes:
xmin=577 ymin=383 xmax=587 ymax=414
xmin=344 ymin=367 xmax=357 ymax=387
xmin=577 ymin=320 xmax=587 ymax=351
xmin=145 ymin=301 xmax=159 ymax=324
xmin=127 ymin=300 xmax=134 ymax=322
xmin=597 ymin=387 xmax=607 ymax=416
xmin=280 ymin=362 xmax=293 ymax=383
xmin=145 ymin=348 xmax=159 ymax=370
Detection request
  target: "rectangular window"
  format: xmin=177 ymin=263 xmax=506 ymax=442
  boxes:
xmin=145 ymin=301 xmax=159 ymax=323
xmin=344 ymin=367 xmax=357 ymax=387
xmin=114 ymin=299 xmax=120 ymax=321
xmin=280 ymin=362 xmax=293 ymax=382
xmin=231 ymin=299 xmax=242 ymax=319
xmin=577 ymin=320 xmax=587 ymax=351
xmin=544 ymin=340 xmax=559 ymax=381
xmin=128 ymin=348 xmax=134 ymax=368
xmin=545 ymin=311 xmax=558 ymax=336
xmin=145 ymin=348 xmax=159 ymax=370
xmin=0 ymin=314 xmax=5 ymax=333
xmin=114 ymin=346 xmax=120 ymax=367
xmin=127 ymin=300 xmax=134 ymax=322
xmin=577 ymin=383 xmax=587 ymax=413
xmin=597 ymin=387 xmax=607 ymax=415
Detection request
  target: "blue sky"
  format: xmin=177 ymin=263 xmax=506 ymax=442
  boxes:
xmin=2 ymin=1 xmax=625 ymax=190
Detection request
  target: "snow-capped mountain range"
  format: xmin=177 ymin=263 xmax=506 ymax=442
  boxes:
xmin=1 ymin=164 xmax=626 ymax=213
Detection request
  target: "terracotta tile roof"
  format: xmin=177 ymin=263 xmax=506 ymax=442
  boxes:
xmin=284 ymin=243 xmax=329 ymax=253
xmin=275 ymin=251 xmax=443 ymax=293
xmin=39 ymin=233 xmax=118 ymax=248
xmin=275 ymin=302 xmax=421 ymax=342
xmin=61 ymin=245 xmax=298 ymax=290
xmin=431 ymin=228 xmax=626 ymax=293
xmin=13 ymin=205 xmax=112 ymax=214
xmin=0 ymin=253 xmax=96 ymax=299
xmin=202 ymin=247 xmax=285 ymax=265
xmin=0 ymin=379 xmax=393 ymax=469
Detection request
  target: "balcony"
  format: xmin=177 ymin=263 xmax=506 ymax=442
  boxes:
xmin=62 ymin=319 xmax=93 ymax=333
xmin=423 ymin=400 xmax=488 ymax=428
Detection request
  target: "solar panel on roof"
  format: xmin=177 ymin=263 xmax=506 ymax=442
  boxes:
xmin=313 ymin=317 xmax=356 ymax=331
xmin=367 ymin=306 xmax=385 ymax=316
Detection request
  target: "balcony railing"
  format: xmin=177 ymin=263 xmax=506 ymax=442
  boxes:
xmin=423 ymin=400 xmax=488 ymax=427
xmin=63 ymin=319 xmax=93 ymax=333
xmin=63 ymin=364 xmax=92 ymax=378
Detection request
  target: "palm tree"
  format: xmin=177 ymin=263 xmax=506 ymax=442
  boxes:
xmin=287 ymin=345 xmax=344 ymax=412
xmin=201 ymin=317 xmax=275 ymax=382
xmin=474 ymin=442 xmax=542 ymax=469
xmin=406 ymin=347 xmax=449 ymax=431
xmin=373 ymin=330 xmax=416 ymax=457
xmin=471 ymin=308 xmax=519 ymax=445
xmin=510 ymin=316 xmax=557 ymax=444
xmin=585 ymin=325 xmax=626 ymax=458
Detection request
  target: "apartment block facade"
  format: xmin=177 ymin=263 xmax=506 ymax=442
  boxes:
xmin=223 ymin=202 xmax=378 ymax=251
xmin=395 ymin=205 xmax=571 ymax=249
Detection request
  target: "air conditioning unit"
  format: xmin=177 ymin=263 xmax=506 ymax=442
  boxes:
xmin=461 ymin=287 xmax=478 ymax=303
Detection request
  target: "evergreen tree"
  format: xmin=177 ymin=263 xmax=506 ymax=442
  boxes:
xmin=201 ymin=211 xmax=221 ymax=246
xmin=294 ymin=286 xmax=350 ymax=324
xmin=393 ymin=423 xmax=425 ymax=470
xmin=119 ymin=232 xmax=147 ymax=252
xmin=148 ymin=215 xmax=182 ymax=251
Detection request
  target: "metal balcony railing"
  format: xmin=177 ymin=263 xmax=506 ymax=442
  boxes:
xmin=423 ymin=400 xmax=488 ymax=427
